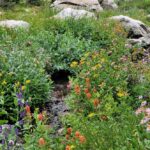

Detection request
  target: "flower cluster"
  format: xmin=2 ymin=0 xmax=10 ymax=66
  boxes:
xmin=65 ymin=127 xmax=86 ymax=150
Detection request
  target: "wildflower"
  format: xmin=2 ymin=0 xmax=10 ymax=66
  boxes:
xmin=19 ymin=120 xmax=24 ymax=125
xmin=74 ymin=85 xmax=80 ymax=95
xmin=86 ymin=93 xmax=92 ymax=99
xmin=38 ymin=138 xmax=46 ymax=146
xmin=140 ymin=117 xmax=150 ymax=124
xmin=25 ymin=80 xmax=31 ymax=84
xmin=1 ymin=91 xmax=5 ymax=95
xmin=140 ymin=101 xmax=147 ymax=107
xmin=0 ymin=126 xmax=2 ymax=133
xmin=25 ymin=105 xmax=31 ymax=114
xmin=85 ymin=78 xmax=90 ymax=83
xmin=67 ymin=127 xmax=72 ymax=135
xmin=16 ymin=92 xmax=23 ymax=100
xmin=2 ymin=80 xmax=7 ymax=85
xmin=70 ymin=145 xmax=75 ymax=149
xmin=15 ymin=81 xmax=20 ymax=87
xmin=84 ymin=88 xmax=89 ymax=93
xmin=135 ymin=108 xmax=144 ymax=115
xmin=21 ymin=86 xmax=26 ymax=91
xmin=66 ymin=145 xmax=71 ymax=150
xmin=18 ymin=100 xmax=24 ymax=107
xmin=79 ymin=135 xmax=86 ymax=143
xmin=100 ymin=115 xmax=108 ymax=121
xmin=145 ymin=108 xmax=150 ymax=116
xmin=37 ymin=113 xmax=44 ymax=121
xmin=117 ymin=90 xmax=127 ymax=97
xmin=15 ymin=128 xmax=19 ymax=136
xmin=20 ymin=110 xmax=26 ymax=118
xmin=1 ymin=139 xmax=5 ymax=145
xmin=93 ymin=99 xmax=100 ymax=107
xmin=0 ymin=73 xmax=2 ymax=77
xmin=8 ymin=140 xmax=14 ymax=146
xmin=146 ymin=124 xmax=150 ymax=132
xmin=75 ymin=131 xmax=81 ymax=138
xmin=66 ymin=134 xmax=70 ymax=140
xmin=70 ymin=61 xmax=78 ymax=68
xmin=88 ymin=113 xmax=95 ymax=118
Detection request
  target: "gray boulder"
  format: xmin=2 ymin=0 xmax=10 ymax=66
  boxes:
xmin=101 ymin=0 xmax=118 ymax=9
xmin=53 ymin=8 xmax=96 ymax=19
xmin=111 ymin=15 xmax=150 ymax=38
xmin=50 ymin=0 xmax=103 ymax=12
xmin=128 ymin=34 xmax=150 ymax=48
xmin=0 ymin=20 xmax=30 ymax=29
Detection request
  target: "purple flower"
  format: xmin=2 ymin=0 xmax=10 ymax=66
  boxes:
xmin=16 ymin=92 xmax=23 ymax=100
xmin=15 ymin=128 xmax=19 ymax=136
xmin=0 ymin=126 xmax=2 ymax=133
xmin=19 ymin=120 xmax=24 ymax=125
xmin=1 ymin=139 xmax=5 ymax=145
xmin=25 ymin=101 xmax=29 ymax=106
xmin=20 ymin=111 xmax=26 ymax=118
xmin=18 ymin=100 xmax=24 ymax=107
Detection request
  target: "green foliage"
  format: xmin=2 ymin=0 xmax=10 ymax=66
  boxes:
xmin=0 ymin=31 xmax=52 ymax=123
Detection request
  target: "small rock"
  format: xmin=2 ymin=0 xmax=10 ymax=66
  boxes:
xmin=0 ymin=20 xmax=30 ymax=29
xmin=53 ymin=8 xmax=96 ymax=20
xmin=101 ymin=0 xmax=118 ymax=10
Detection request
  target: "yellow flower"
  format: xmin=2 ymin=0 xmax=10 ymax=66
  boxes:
xmin=93 ymin=74 xmax=98 ymax=78
xmin=84 ymin=52 xmax=90 ymax=57
xmin=70 ymin=145 xmax=75 ymax=149
xmin=88 ymin=113 xmax=95 ymax=118
xmin=8 ymin=72 xmax=14 ymax=76
xmin=70 ymin=61 xmax=78 ymax=68
xmin=1 ymin=91 xmax=5 ymax=95
xmin=101 ymin=58 xmax=106 ymax=63
xmin=15 ymin=81 xmax=20 ymax=87
xmin=21 ymin=86 xmax=26 ymax=91
xmin=0 ymin=73 xmax=2 ymax=77
xmin=2 ymin=80 xmax=7 ymax=85
xmin=117 ymin=90 xmax=127 ymax=97
xmin=25 ymin=80 xmax=31 ymax=84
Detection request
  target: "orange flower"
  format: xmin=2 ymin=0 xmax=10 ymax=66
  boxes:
xmin=86 ymin=93 xmax=92 ymax=99
xmin=74 ymin=85 xmax=80 ymax=95
xmin=38 ymin=138 xmax=46 ymax=146
xmin=37 ymin=113 xmax=43 ymax=121
xmin=66 ymin=145 xmax=71 ymax=150
xmin=100 ymin=115 xmax=108 ymax=121
xmin=84 ymin=88 xmax=89 ymax=94
xmin=93 ymin=99 xmax=100 ymax=107
xmin=79 ymin=135 xmax=86 ymax=143
xmin=75 ymin=131 xmax=81 ymax=138
xmin=66 ymin=134 xmax=70 ymax=140
xmin=86 ymin=78 xmax=90 ymax=83
xmin=25 ymin=105 xmax=30 ymax=113
xmin=93 ymin=88 xmax=97 ymax=93
xmin=67 ymin=127 xmax=72 ymax=135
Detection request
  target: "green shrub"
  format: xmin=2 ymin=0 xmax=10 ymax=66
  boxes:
xmin=0 ymin=48 xmax=52 ymax=124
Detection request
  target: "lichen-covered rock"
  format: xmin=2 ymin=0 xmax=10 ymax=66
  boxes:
xmin=111 ymin=15 xmax=150 ymax=38
xmin=50 ymin=0 xmax=103 ymax=12
xmin=53 ymin=8 xmax=96 ymax=20
xmin=0 ymin=20 xmax=30 ymax=29
xmin=101 ymin=0 xmax=118 ymax=9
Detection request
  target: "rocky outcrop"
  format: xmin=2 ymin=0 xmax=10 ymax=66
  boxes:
xmin=53 ymin=8 xmax=96 ymax=20
xmin=50 ymin=0 xmax=118 ymax=12
xmin=111 ymin=15 xmax=150 ymax=62
xmin=51 ymin=0 xmax=103 ymax=12
xmin=111 ymin=15 xmax=150 ymax=38
xmin=0 ymin=20 xmax=30 ymax=29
